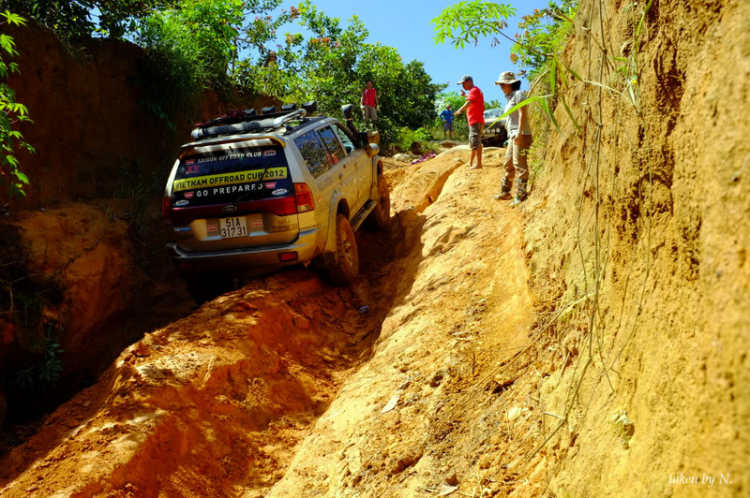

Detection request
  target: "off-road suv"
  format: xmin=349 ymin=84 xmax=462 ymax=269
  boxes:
xmin=481 ymin=108 xmax=508 ymax=148
xmin=161 ymin=102 xmax=390 ymax=303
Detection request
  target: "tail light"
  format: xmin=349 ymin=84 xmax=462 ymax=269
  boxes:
xmin=162 ymin=184 xmax=310 ymax=227
xmin=264 ymin=196 xmax=297 ymax=216
xmin=294 ymin=183 xmax=315 ymax=213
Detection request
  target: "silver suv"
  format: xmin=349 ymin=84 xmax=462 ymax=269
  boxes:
xmin=161 ymin=103 xmax=390 ymax=302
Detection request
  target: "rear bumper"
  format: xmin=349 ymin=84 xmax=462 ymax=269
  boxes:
xmin=167 ymin=227 xmax=319 ymax=274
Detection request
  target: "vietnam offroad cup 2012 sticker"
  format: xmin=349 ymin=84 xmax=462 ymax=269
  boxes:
xmin=172 ymin=167 xmax=288 ymax=192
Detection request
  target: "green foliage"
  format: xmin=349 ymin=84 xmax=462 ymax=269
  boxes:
xmin=433 ymin=0 xmax=580 ymax=155
xmin=3 ymin=0 xmax=170 ymax=39
xmin=395 ymin=127 xmax=431 ymax=153
xmin=236 ymin=1 xmax=443 ymax=149
xmin=0 ymin=11 xmax=35 ymax=199
xmin=511 ymin=1 xmax=577 ymax=78
xmin=133 ymin=0 xmax=284 ymax=127
xmin=432 ymin=91 xmax=469 ymax=139
xmin=433 ymin=0 xmax=577 ymax=79
xmin=9 ymin=0 xmax=441 ymax=151
xmin=431 ymin=1 xmax=517 ymax=49
xmin=13 ymin=321 xmax=65 ymax=389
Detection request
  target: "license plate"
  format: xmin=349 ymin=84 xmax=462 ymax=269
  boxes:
xmin=220 ymin=217 xmax=248 ymax=238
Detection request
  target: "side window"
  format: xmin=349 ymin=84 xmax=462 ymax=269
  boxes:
xmin=319 ymin=126 xmax=346 ymax=164
xmin=334 ymin=124 xmax=356 ymax=155
xmin=295 ymin=130 xmax=330 ymax=178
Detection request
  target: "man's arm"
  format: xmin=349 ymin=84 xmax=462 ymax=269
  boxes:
xmin=454 ymin=100 xmax=471 ymax=116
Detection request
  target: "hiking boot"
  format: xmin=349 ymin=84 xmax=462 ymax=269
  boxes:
xmin=509 ymin=178 xmax=528 ymax=207
xmin=494 ymin=191 xmax=512 ymax=200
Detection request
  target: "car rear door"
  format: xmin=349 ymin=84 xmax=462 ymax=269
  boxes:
xmin=316 ymin=125 xmax=362 ymax=213
xmin=165 ymin=138 xmax=300 ymax=252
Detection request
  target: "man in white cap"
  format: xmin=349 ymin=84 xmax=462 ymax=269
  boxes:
xmin=453 ymin=75 xmax=485 ymax=170
xmin=493 ymin=71 xmax=533 ymax=206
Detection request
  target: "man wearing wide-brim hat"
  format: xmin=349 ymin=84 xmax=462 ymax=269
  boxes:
xmin=493 ymin=71 xmax=533 ymax=206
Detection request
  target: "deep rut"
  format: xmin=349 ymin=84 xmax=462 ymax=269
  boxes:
xmin=0 ymin=157 xmax=461 ymax=497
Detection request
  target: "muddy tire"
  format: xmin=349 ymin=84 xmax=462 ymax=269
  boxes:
xmin=364 ymin=175 xmax=390 ymax=231
xmin=323 ymin=214 xmax=359 ymax=286
xmin=184 ymin=275 xmax=231 ymax=305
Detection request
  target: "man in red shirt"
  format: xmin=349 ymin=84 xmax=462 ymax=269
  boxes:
xmin=361 ymin=80 xmax=379 ymax=131
xmin=453 ymin=75 xmax=485 ymax=170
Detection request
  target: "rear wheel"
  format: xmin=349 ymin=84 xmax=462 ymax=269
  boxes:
xmin=323 ymin=213 xmax=359 ymax=286
xmin=364 ymin=175 xmax=390 ymax=231
xmin=184 ymin=274 xmax=232 ymax=305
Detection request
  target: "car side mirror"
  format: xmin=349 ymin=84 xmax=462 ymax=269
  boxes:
xmin=358 ymin=132 xmax=369 ymax=148
xmin=341 ymin=104 xmax=355 ymax=121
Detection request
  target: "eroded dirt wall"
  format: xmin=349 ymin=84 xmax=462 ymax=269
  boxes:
xmin=5 ymin=21 xmax=276 ymax=207
xmin=524 ymin=0 xmax=749 ymax=495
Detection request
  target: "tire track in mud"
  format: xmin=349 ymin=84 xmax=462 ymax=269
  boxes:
xmin=0 ymin=154 xmax=462 ymax=497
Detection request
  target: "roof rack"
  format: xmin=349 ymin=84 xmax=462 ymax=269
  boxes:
xmin=191 ymin=108 xmax=308 ymax=140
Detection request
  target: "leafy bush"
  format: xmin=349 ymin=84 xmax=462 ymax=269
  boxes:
xmin=236 ymin=1 xmax=443 ymax=150
xmin=0 ymin=11 xmax=34 ymax=199
xmin=432 ymin=0 xmax=517 ymax=49
xmin=395 ymin=127 xmax=431 ymax=153
xmin=511 ymin=1 xmax=577 ymax=79
xmin=2 ymin=0 xmax=175 ymax=39
xmin=133 ymin=0 xmax=283 ymax=126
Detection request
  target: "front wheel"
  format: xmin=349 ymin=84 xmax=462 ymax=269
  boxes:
xmin=322 ymin=213 xmax=359 ymax=286
xmin=364 ymin=175 xmax=390 ymax=231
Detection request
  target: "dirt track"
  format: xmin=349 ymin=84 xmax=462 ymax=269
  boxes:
xmin=0 ymin=148 xmax=554 ymax=497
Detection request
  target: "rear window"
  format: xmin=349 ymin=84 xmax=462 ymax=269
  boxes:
xmin=171 ymin=143 xmax=291 ymax=207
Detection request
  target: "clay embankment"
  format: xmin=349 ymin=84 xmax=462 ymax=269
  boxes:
xmin=517 ymin=0 xmax=750 ymax=496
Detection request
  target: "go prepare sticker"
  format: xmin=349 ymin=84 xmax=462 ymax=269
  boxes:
xmin=173 ymin=167 xmax=288 ymax=192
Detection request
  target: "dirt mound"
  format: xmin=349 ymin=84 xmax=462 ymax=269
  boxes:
xmin=14 ymin=203 xmax=136 ymax=352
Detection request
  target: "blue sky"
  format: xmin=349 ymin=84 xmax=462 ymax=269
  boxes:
xmin=300 ymin=0 xmax=550 ymax=99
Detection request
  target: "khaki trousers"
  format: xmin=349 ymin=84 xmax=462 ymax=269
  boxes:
xmin=501 ymin=134 xmax=533 ymax=191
